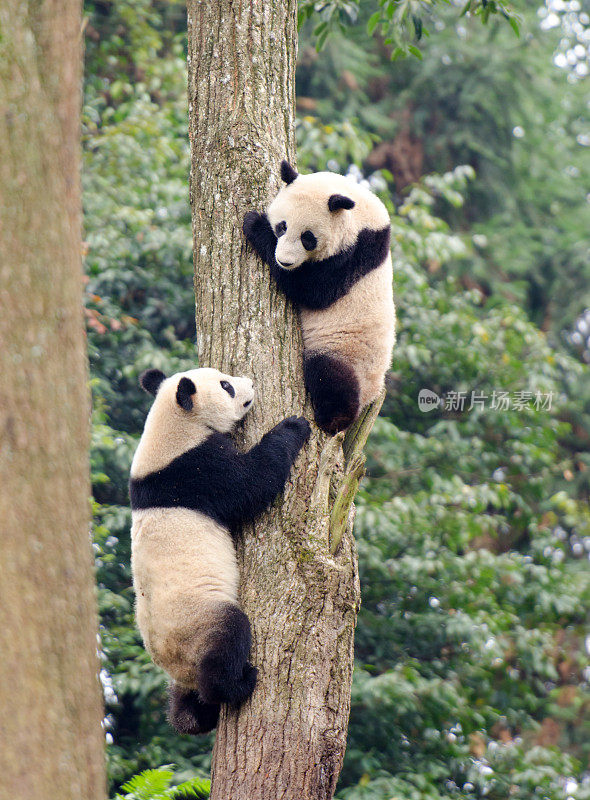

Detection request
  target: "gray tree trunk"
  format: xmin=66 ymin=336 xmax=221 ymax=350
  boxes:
xmin=187 ymin=4 xmax=379 ymax=797
xmin=0 ymin=3 xmax=106 ymax=799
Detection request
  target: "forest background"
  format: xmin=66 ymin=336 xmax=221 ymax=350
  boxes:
xmin=84 ymin=1 xmax=590 ymax=798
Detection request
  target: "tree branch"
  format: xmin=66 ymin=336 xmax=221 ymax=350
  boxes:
xmin=329 ymin=388 xmax=386 ymax=554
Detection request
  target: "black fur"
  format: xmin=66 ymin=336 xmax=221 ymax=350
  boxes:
xmin=280 ymin=159 xmax=298 ymax=185
xmin=167 ymin=684 xmax=220 ymax=735
xmin=328 ymin=193 xmax=355 ymax=212
xmin=176 ymin=377 xmax=196 ymax=411
xmin=140 ymin=368 xmax=166 ymax=396
xmin=243 ymin=210 xmax=278 ymax=267
xmin=220 ymin=379 xmax=235 ymax=398
xmin=242 ymin=211 xmax=390 ymax=311
xmin=304 ymin=352 xmax=361 ymax=434
xmin=301 ymin=230 xmax=317 ymax=251
xmin=129 ymin=416 xmax=310 ymax=530
xmin=196 ymin=603 xmax=257 ymax=705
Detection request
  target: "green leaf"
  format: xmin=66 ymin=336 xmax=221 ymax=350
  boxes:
xmin=509 ymin=16 xmax=520 ymax=35
xmin=170 ymin=777 xmax=211 ymax=799
xmin=367 ymin=10 xmax=381 ymax=35
xmin=120 ymin=768 xmax=174 ymax=799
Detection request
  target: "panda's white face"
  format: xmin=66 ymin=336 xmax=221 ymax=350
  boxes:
xmin=132 ymin=367 xmax=256 ymax=479
xmin=267 ymin=172 xmax=362 ymax=270
xmin=160 ymin=368 xmax=255 ymax=433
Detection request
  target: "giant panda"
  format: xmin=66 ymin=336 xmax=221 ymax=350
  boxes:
xmin=243 ymin=161 xmax=395 ymax=434
xmin=129 ymin=366 xmax=310 ymax=734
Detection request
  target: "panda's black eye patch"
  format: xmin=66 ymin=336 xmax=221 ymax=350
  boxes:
xmin=301 ymin=230 xmax=317 ymax=251
xmin=220 ymin=380 xmax=235 ymax=398
xmin=275 ymin=220 xmax=287 ymax=237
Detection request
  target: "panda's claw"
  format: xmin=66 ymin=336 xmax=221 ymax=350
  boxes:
xmin=282 ymin=415 xmax=311 ymax=434
xmin=318 ymin=410 xmax=357 ymax=435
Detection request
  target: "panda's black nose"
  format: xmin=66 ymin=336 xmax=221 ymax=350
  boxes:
xmin=243 ymin=399 xmax=252 ymax=408
xmin=278 ymin=260 xmax=293 ymax=268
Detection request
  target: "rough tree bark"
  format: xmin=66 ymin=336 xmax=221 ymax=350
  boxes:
xmin=187 ymin=3 xmax=382 ymax=797
xmin=0 ymin=3 xmax=106 ymax=800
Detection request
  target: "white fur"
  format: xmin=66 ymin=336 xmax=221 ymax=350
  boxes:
xmin=300 ymin=258 xmax=396 ymax=407
xmin=268 ymin=172 xmax=390 ymax=269
xmin=132 ymin=507 xmax=238 ymax=688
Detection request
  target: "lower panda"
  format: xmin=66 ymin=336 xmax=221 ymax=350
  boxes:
xmin=129 ymin=366 xmax=310 ymax=734
xmin=243 ymin=160 xmax=395 ymax=434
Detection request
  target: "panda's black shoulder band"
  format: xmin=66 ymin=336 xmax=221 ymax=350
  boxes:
xmin=130 ymin=419 xmax=309 ymax=531
xmin=273 ymin=225 xmax=391 ymax=311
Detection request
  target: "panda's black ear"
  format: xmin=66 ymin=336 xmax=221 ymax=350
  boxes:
xmin=280 ymin=160 xmax=298 ymax=185
xmin=328 ymin=194 xmax=355 ymax=212
xmin=176 ymin=377 xmax=196 ymax=411
xmin=140 ymin=368 xmax=166 ymax=396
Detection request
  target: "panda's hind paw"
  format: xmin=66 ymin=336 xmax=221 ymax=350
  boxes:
xmin=167 ymin=685 xmax=220 ymax=736
xmin=237 ymin=662 xmax=258 ymax=702
xmin=303 ymin=352 xmax=361 ymax=435
xmin=316 ymin=408 xmax=358 ymax=435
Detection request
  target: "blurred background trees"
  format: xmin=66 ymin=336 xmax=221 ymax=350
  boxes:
xmin=82 ymin=0 xmax=589 ymax=797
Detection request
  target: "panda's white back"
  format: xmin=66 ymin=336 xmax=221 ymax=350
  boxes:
xmin=131 ymin=506 xmax=238 ymax=688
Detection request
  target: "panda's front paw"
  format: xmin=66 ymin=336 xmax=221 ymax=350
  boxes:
xmin=242 ymin=210 xmax=264 ymax=240
xmin=273 ymin=416 xmax=311 ymax=454
xmin=282 ymin=415 xmax=311 ymax=440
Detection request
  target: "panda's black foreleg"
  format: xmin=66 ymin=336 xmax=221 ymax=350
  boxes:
xmin=167 ymin=683 xmax=220 ymax=735
xmin=304 ymin=351 xmax=361 ymax=434
xmin=197 ymin=603 xmax=258 ymax=707
xmin=242 ymin=210 xmax=278 ymax=268
xmin=230 ymin=415 xmax=310 ymax=524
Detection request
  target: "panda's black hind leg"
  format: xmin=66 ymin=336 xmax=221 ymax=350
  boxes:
xmin=167 ymin=683 xmax=220 ymax=735
xmin=304 ymin=351 xmax=360 ymax=434
xmin=197 ymin=603 xmax=258 ymax=707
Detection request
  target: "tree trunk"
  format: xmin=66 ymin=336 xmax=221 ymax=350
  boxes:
xmin=187 ymin=3 xmax=382 ymax=798
xmin=0 ymin=3 xmax=106 ymax=800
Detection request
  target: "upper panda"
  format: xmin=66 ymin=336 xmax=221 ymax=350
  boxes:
xmin=129 ymin=366 xmax=310 ymax=735
xmin=243 ymin=160 xmax=396 ymax=434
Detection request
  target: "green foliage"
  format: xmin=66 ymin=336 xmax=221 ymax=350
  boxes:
xmin=299 ymin=0 xmax=520 ymax=58
xmin=339 ymin=170 xmax=590 ymax=800
xmin=297 ymin=116 xmax=378 ymax=172
xmin=83 ymin=1 xmax=590 ymax=798
xmin=113 ymin=767 xmax=210 ymax=800
xmin=297 ymin=0 xmax=590 ymax=332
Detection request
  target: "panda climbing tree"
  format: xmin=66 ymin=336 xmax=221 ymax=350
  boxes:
xmin=186 ymin=3 xmax=387 ymax=799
